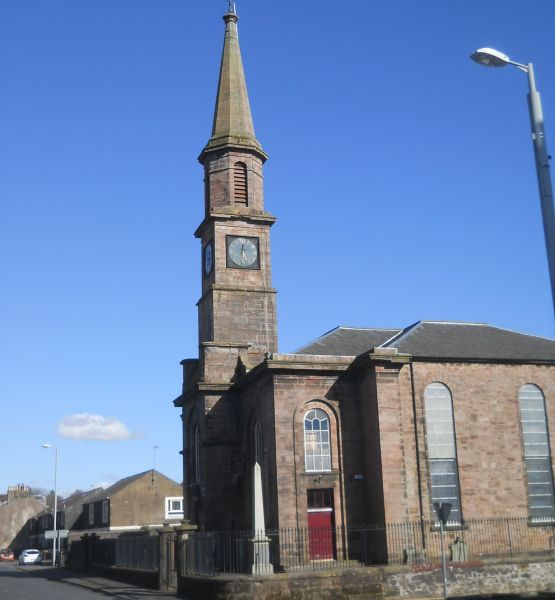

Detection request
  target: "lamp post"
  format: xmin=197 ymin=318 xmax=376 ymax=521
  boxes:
xmin=42 ymin=443 xmax=58 ymax=567
xmin=470 ymin=47 xmax=555 ymax=319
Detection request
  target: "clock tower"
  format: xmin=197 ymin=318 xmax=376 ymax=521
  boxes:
xmin=196 ymin=4 xmax=277 ymax=381
xmin=175 ymin=5 xmax=279 ymax=528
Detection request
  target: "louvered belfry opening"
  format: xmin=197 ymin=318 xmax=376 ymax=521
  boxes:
xmin=234 ymin=162 xmax=248 ymax=205
xmin=204 ymin=167 xmax=210 ymax=213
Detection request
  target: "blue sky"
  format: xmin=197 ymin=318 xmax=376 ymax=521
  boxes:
xmin=2 ymin=0 xmax=554 ymax=496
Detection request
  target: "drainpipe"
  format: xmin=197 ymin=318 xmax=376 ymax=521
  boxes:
xmin=409 ymin=360 xmax=426 ymax=549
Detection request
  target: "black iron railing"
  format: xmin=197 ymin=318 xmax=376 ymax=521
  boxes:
xmin=115 ymin=535 xmax=159 ymax=571
xmin=181 ymin=517 xmax=555 ymax=575
xmin=68 ymin=533 xmax=159 ymax=571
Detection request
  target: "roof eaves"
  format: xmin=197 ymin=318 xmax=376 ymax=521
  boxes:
xmin=410 ymin=354 xmax=555 ymax=365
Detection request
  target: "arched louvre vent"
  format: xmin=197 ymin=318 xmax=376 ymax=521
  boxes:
xmin=204 ymin=169 xmax=210 ymax=213
xmin=234 ymin=162 xmax=248 ymax=205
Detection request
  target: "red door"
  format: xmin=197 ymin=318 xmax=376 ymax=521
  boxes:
xmin=308 ymin=510 xmax=334 ymax=559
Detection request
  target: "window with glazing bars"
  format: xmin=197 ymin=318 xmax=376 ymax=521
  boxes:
xmin=304 ymin=408 xmax=331 ymax=472
xmin=102 ymin=499 xmax=109 ymax=524
xmin=519 ymin=384 xmax=555 ymax=522
xmin=424 ymin=382 xmax=462 ymax=524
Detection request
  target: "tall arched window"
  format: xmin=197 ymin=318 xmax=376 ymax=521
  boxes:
xmin=519 ymin=384 xmax=555 ymax=521
xmin=304 ymin=408 xmax=331 ymax=472
xmin=192 ymin=426 xmax=200 ymax=483
xmin=424 ymin=383 xmax=462 ymax=524
xmin=234 ymin=162 xmax=248 ymax=205
xmin=254 ymin=421 xmax=262 ymax=465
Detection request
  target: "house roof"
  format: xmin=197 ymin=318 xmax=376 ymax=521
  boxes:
xmin=296 ymin=322 xmax=555 ymax=363
xmin=82 ymin=470 xmax=154 ymax=505
xmin=60 ymin=488 xmax=103 ymax=529
xmin=81 ymin=470 xmax=181 ymax=505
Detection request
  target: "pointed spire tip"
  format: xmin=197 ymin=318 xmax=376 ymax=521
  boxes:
xmin=201 ymin=0 xmax=267 ymax=162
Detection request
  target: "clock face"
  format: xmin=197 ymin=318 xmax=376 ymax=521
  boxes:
xmin=227 ymin=236 xmax=259 ymax=269
xmin=204 ymin=241 xmax=213 ymax=275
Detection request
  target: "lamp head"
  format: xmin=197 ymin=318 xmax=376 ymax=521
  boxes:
xmin=42 ymin=443 xmax=54 ymax=449
xmin=470 ymin=47 xmax=510 ymax=67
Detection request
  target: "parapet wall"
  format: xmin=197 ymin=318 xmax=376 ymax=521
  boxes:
xmin=178 ymin=558 xmax=555 ymax=600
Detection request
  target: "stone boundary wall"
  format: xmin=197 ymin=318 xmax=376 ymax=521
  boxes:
xmin=88 ymin=564 xmax=158 ymax=590
xmin=178 ymin=558 xmax=555 ymax=600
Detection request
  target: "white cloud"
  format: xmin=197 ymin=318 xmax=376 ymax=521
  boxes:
xmin=57 ymin=413 xmax=141 ymax=441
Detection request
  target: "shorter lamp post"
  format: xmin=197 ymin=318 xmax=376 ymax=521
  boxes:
xmin=434 ymin=502 xmax=452 ymax=600
xmin=42 ymin=443 xmax=58 ymax=567
xmin=470 ymin=48 xmax=555 ymax=319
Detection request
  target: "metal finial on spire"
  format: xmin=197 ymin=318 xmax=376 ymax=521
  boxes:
xmin=227 ymin=1 xmax=236 ymax=14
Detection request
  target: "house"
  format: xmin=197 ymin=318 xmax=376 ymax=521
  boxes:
xmin=77 ymin=470 xmax=183 ymax=533
xmin=25 ymin=470 xmax=182 ymax=560
xmin=0 ymin=485 xmax=47 ymax=553
xmin=173 ymin=4 xmax=555 ymax=564
xmin=28 ymin=487 xmax=99 ymax=553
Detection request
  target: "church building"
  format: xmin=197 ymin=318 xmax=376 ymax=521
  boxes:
xmin=174 ymin=5 xmax=555 ymax=555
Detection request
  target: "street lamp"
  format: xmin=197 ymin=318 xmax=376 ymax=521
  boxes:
xmin=471 ymin=47 xmax=555 ymax=319
xmin=42 ymin=443 xmax=58 ymax=567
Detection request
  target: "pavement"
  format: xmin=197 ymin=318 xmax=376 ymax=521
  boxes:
xmin=16 ymin=564 xmax=555 ymax=600
xmin=15 ymin=564 xmax=182 ymax=600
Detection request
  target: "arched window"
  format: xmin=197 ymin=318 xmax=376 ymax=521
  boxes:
xmin=254 ymin=421 xmax=262 ymax=465
xmin=192 ymin=426 xmax=200 ymax=483
xmin=424 ymin=383 xmax=462 ymax=524
xmin=234 ymin=162 xmax=248 ymax=205
xmin=304 ymin=408 xmax=331 ymax=472
xmin=518 ymin=384 xmax=555 ymax=521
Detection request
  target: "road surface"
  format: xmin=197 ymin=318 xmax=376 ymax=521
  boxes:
xmin=0 ymin=562 xmax=179 ymax=599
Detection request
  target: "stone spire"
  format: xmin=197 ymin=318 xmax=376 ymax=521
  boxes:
xmin=200 ymin=4 xmax=266 ymax=161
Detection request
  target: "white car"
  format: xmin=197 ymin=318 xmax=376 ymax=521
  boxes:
xmin=19 ymin=549 xmax=43 ymax=565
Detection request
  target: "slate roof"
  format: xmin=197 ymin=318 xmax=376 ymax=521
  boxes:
xmin=66 ymin=470 xmax=173 ymax=517
xmin=296 ymin=327 xmax=401 ymax=356
xmin=61 ymin=488 xmax=104 ymax=529
xmin=296 ymin=322 xmax=555 ymax=363
xmin=81 ymin=470 xmax=165 ymax=505
xmin=384 ymin=321 xmax=555 ymax=362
